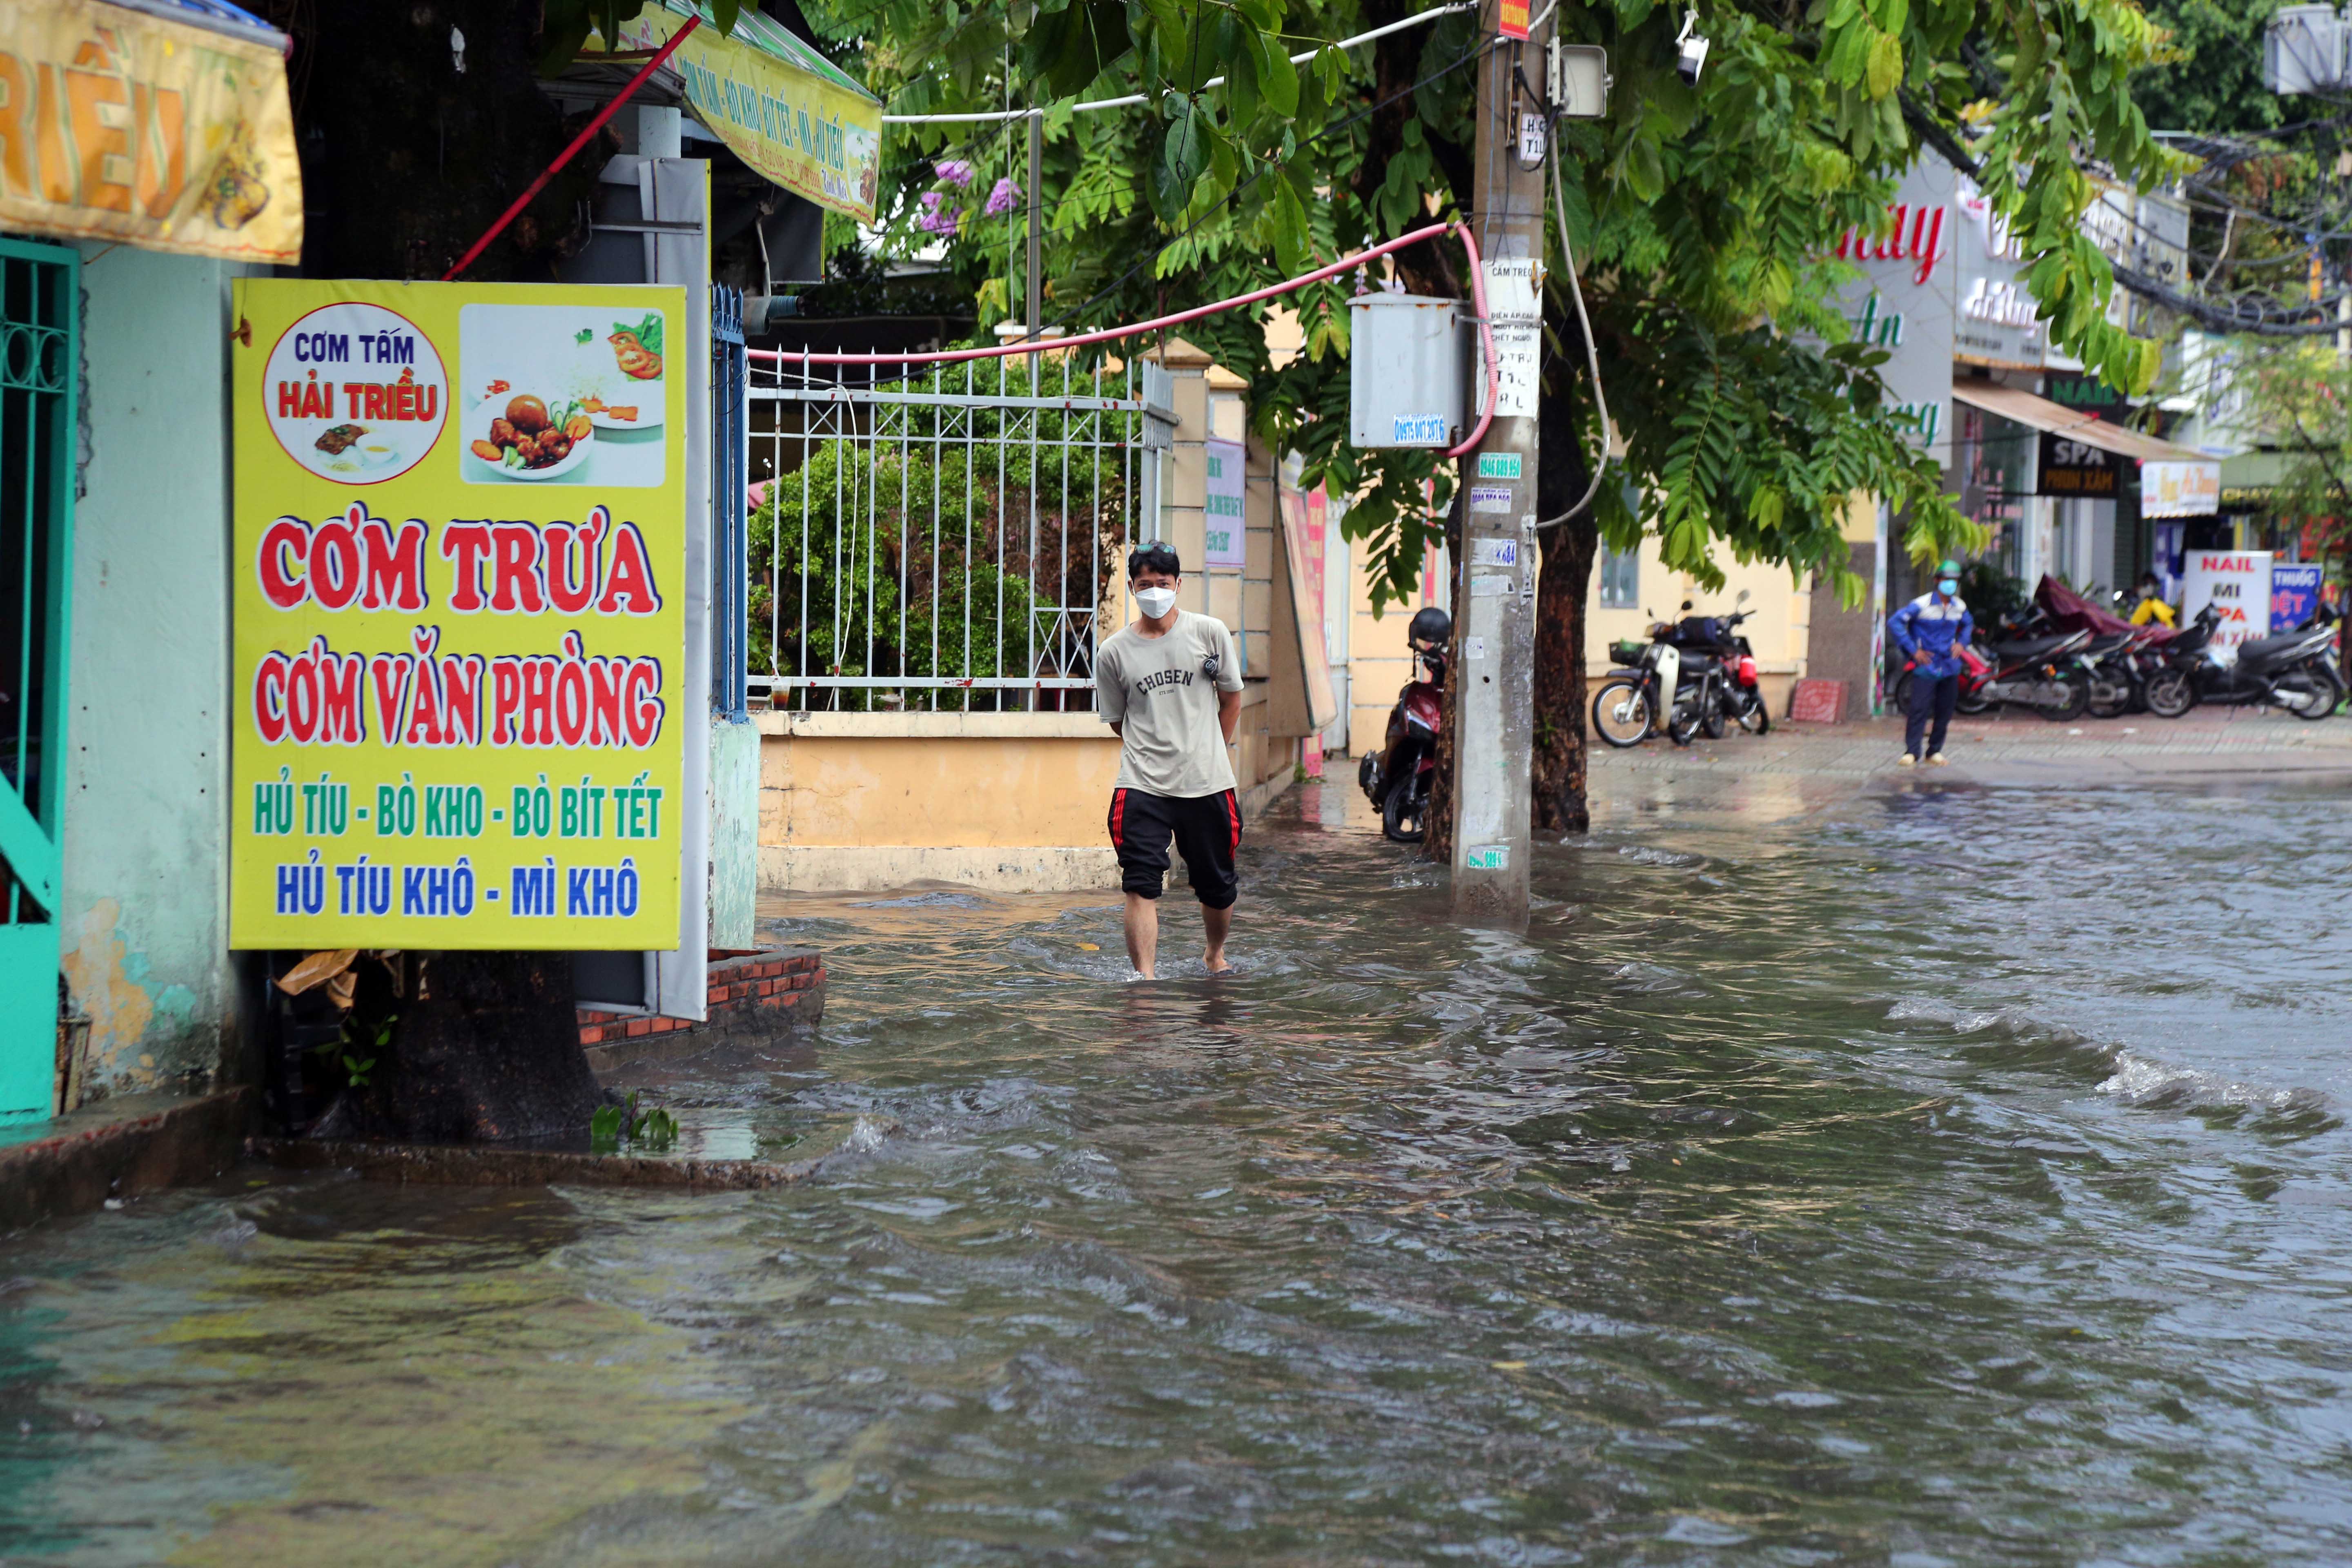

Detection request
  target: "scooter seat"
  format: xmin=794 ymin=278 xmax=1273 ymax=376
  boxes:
xmin=2236 ymin=630 xmax=2321 ymax=664
xmin=2082 ymin=633 xmax=2132 ymax=656
xmin=1991 ymin=634 xmax=2073 ymax=661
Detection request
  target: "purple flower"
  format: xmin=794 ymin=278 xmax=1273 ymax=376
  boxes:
xmin=933 ymin=158 xmax=976 ymax=188
xmin=916 ymin=190 xmax=963 ymax=234
xmin=984 ymin=176 xmax=1022 ymax=216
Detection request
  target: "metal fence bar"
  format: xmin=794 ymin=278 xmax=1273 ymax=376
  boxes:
xmin=744 ymin=350 xmax=1145 ymax=707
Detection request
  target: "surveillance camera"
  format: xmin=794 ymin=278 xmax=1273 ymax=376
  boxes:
xmin=1675 ymin=11 xmax=1711 ymax=85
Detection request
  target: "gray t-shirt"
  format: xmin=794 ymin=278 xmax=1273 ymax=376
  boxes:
xmin=1096 ymin=610 xmax=1244 ymax=797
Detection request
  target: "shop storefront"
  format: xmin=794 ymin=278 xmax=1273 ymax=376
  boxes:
xmin=1 ymin=0 xmax=301 ymax=1126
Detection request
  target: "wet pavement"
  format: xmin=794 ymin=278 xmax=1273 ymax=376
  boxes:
xmin=6 ymin=742 xmax=2352 ymax=1565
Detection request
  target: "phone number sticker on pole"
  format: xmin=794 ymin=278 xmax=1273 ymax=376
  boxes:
xmin=229 ymin=279 xmax=689 ymax=950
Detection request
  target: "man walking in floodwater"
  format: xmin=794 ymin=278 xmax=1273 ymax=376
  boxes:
xmin=1096 ymin=543 xmax=1245 ymax=978
xmin=1889 ymin=557 xmax=1974 ymax=768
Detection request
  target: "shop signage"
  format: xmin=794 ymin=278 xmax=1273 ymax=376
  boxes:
xmin=2273 ymin=563 xmax=2323 ymax=631
xmin=2144 ymin=459 xmax=2221 ymax=517
xmin=1954 ymin=177 xmax=2046 ymax=370
xmin=1204 ymin=439 xmax=1247 ymax=568
xmin=603 ymin=10 xmax=882 ymax=222
xmin=0 ymin=0 xmax=302 ymax=263
xmin=230 ymin=280 xmax=688 ymax=948
xmin=1827 ymin=159 xmax=1954 ymax=466
xmin=2182 ymin=550 xmax=2271 ymax=661
xmin=2037 ymin=432 xmax=2120 ymax=497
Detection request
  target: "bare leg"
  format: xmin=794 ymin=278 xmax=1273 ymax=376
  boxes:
xmin=1123 ymin=893 xmax=1160 ymax=979
xmin=1203 ymin=902 xmax=1234 ymax=973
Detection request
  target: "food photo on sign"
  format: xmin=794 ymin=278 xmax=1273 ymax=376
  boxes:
xmin=459 ymin=304 xmax=671 ymax=486
xmin=233 ymin=279 xmax=688 ymax=952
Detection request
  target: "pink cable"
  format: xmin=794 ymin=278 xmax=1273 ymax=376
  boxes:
xmin=1447 ymin=223 xmax=1498 ymax=458
xmin=749 ymin=220 xmax=1503 ymax=459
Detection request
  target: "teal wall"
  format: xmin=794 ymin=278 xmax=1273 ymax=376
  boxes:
xmin=56 ymin=246 xmax=249 ymax=1096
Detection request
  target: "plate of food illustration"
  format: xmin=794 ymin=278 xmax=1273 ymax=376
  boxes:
xmin=566 ymin=311 xmax=666 ymax=431
xmin=309 ymin=424 xmax=411 ymax=478
xmin=464 ymin=390 xmax=594 ymax=481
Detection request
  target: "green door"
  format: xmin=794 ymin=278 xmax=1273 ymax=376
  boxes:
xmin=0 ymin=238 xmax=76 ymax=1127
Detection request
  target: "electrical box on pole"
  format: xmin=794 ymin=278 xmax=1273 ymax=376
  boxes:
xmin=1348 ymin=293 xmax=1477 ymax=449
xmin=2265 ymin=4 xmax=2347 ymax=94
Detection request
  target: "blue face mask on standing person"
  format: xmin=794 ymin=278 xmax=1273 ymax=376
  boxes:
xmin=1938 ymin=577 xmax=1958 ymax=596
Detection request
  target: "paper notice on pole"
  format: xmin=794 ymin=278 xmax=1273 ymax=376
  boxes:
xmin=1478 ymin=257 xmax=1546 ymax=420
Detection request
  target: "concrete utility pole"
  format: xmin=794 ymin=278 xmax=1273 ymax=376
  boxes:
xmin=1452 ymin=13 xmax=1550 ymax=926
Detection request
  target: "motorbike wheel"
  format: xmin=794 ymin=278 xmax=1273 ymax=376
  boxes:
xmin=1700 ymin=686 xmax=1728 ymax=740
xmin=2034 ymin=674 xmax=2090 ymax=723
xmin=1956 ymin=682 xmax=1992 ymax=715
xmin=1591 ymin=677 xmax=1654 ymax=748
xmin=2144 ymin=667 xmax=2195 ymax=718
xmin=1889 ymin=669 xmax=1914 ymax=716
xmin=1381 ymin=777 xmax=1428 ymax=843
xmin=1666 ymin=698 xmax=1703 ymax=746
xmin=2085 ymin=665 xmax=2134 ymax=719
xmin=2286 ymin=663 xmax=2345 ymax=721
xmin=1736 ymin=692 xmax=1772 ymax=735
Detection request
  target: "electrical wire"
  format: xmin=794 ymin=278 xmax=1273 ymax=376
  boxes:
xmin=1533 ymin=100 xmax=1610 ymax=528
xmin=880 ymin=3 xmax=1479 ymax=122
xmin=1047 ymin=30 xmax=1499 ymax=334
xmin=747 ymin=216 xmax=1504 ymax=458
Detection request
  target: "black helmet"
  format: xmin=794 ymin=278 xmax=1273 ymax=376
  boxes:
xmin=1408 ymin=605 xmax=1452 ymax=648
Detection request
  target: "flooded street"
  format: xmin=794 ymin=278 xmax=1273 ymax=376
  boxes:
xmin=8 ymin=764 xmax=2352 ymax=1564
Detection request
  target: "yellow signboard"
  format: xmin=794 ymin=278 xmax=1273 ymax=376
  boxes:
xmin=0 ymin=0 xmax=301 ymax=264
xmin=604 ymin=8 xmax=881 ymax=222
xmin=230 ymin=278 xmax=687 ymax=949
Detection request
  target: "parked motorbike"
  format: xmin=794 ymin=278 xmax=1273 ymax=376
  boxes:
xmin=1659 ymin=593 xmax=1771 ymax=737
xmin=1892 ymin=618 xmax=2090 ymax=722
xmin=1591 ymin=608 xmax=1717 ymax=747
xmin=2143 ymin=602 xmax=2343 ymax=720
xmin=1886 ymin=640 xmax=1991 ymax=716
xmin=2079 ymin=628 xmax=2152 ymax=719
xmin=1357 ymin=606 xmax=1449 ymax=842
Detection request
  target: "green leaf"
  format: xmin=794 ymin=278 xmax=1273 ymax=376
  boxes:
xmin=1025 ymin=0 xmax=1132 ymax=97
xmin=1226 ymin=29 xmax=1262 ymax=129
xmin=1864 ymin=31 xmax=1903 ymax=98
xmin=1624 ymin=136 xmax=1665 ymax=204
xmin=1151 ymin=98 xmax=1212 ymax=224
xmin=1269 ymin=175 xmax=1310 ymax=275
xmin=1252 ymin=29 xmax=1298 ymax=119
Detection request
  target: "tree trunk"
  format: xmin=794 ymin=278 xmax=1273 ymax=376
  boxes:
xmin=1424 ymin=484 xmax=1468 ymax=862
xmin=1532 ymin=516 xmax=1597 ymax=833
xmin=1531 ymin=278 xmax=1603 ymax=834
xmin=316 ymin=953 xmax=602 ymax=1145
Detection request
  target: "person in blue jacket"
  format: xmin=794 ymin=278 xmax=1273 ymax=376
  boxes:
xmin=1888 ymin=559 xmax=1974 ymax=766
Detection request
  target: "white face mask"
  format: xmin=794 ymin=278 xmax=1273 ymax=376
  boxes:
xmin=1134 ymin=586 xmax=1178 ymax=618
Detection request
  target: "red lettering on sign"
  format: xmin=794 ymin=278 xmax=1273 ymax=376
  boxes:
xmin=441 ymin=521 xmax=494 ymax=612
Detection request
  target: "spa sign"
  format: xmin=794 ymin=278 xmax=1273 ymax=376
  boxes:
xmin=229 ymin=278 xmax=687 ymax=949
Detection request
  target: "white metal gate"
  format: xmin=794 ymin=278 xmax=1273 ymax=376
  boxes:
xmin=747 ymin=354 xmax=1172 ymax=709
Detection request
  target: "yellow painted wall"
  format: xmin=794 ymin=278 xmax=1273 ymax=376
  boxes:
xmin=759 ymin=713 xmax=1121 ymax=848
xmin=1583 ymin=532 xmax=1815 ymax=710
xmin=1343 ymin=547 xmax=1434 ymax=757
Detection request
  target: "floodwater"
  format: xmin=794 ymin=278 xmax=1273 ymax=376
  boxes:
xmin=8 ymin=766 xmax=2352 ymax=1566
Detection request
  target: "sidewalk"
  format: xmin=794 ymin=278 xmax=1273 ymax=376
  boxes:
xmin=1591 ymin=705 xmax=2352 ymax=786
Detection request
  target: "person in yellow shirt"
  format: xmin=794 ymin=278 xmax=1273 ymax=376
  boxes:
xmin=2129 ymin=571 xmax=2177 ymax=628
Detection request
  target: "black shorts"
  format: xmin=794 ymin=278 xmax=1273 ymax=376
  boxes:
xmin=1108 ymin=787 xmax=1241 ymax=909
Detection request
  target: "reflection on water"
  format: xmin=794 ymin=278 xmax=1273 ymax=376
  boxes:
xmin=7 ymin=769 xmax=2352 ymax=1564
